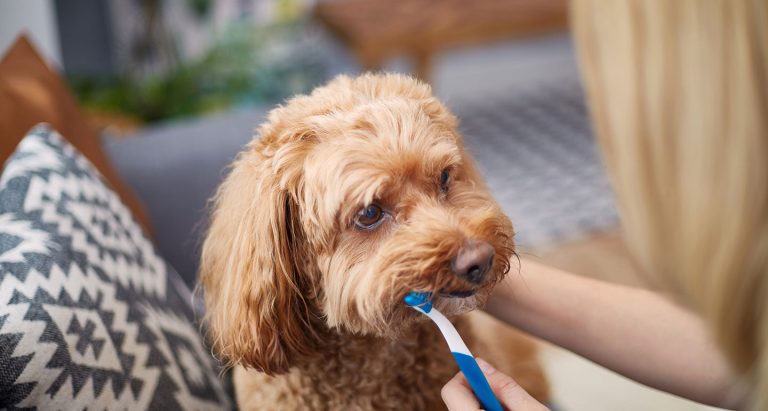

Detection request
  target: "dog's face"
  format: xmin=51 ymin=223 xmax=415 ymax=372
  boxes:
xmin=200 ymin=74 xmax=514 ymax=375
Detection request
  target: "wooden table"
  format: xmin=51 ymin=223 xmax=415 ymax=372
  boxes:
xmin=314 ymin=0 xmax=569 ymax=82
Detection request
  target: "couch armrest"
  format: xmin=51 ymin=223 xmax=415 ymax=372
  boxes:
xmin=104 ymin=107 xmax=267 ymax=286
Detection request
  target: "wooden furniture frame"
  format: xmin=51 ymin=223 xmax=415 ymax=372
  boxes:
xmin=314 ymin=0 xmax=569 ymax=82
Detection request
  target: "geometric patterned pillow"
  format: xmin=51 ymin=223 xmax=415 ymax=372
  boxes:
xmin=0 ymin=125 xmax=231 ymax=410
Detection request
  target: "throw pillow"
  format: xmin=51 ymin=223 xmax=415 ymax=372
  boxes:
xmin=0 ymin=125 xmax=230 ymax=410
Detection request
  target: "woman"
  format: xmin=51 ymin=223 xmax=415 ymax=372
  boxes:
xmin=443 ymin=1 xmax=768 ymax=409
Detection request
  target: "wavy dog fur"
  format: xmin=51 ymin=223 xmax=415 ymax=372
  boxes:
xmin=200 ymin=73 xmax=547 ymax=409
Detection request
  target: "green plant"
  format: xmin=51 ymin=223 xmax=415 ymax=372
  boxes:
xmin=69 ymin=19 xmax=326 ymax=124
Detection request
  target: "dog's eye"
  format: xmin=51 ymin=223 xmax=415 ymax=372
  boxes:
xmin=355 ymin=204 xmax=385 ymax=230
xmin=439 ymin=168 xmax=450 ymax=192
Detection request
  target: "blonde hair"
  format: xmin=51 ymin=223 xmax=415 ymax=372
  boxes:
xmin=571 ymin=0 xmax=768 ymax=407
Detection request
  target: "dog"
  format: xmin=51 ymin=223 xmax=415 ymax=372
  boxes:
xmin=200 ymin=73 xmax=549 ymax=410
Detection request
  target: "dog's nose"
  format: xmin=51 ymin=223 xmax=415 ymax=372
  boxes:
xmin=451 ymin=240 xmax=495 ymax=284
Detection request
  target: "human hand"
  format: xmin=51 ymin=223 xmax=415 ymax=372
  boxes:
xmin=441 ymin=358 xmax=549 ymax=411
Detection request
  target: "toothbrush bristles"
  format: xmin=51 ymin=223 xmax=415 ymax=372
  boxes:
xmin=404 ymin=291 xmax=434 ymax=312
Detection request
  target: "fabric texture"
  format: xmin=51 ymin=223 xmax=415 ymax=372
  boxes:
xmin=0 ymin=125 xmax=230 ymax=410
xmin=103 ymin=108 xmax=262 ymax=286
xmin=455 ymin=77 xmax=618 ymax=247
xmin=0 ymin=35 xmax=151 ymax=232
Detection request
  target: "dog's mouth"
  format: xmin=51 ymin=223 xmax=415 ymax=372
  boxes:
xmin=438 ymin=288 xmax=478 ymax=299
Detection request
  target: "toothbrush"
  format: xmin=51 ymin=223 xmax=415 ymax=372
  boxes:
xmin=404 ymin=292 xmax=503 ymax=411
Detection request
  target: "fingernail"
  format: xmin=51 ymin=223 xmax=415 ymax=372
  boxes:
xmin=476 ymin=357 xmax=494 ymax=373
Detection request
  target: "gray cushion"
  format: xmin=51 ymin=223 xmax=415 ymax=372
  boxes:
xmin=104 ymin=108 xmax=266 ymax=286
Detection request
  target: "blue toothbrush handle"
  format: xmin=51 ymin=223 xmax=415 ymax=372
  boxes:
xmin=403 ymin=293 xmax=503 ymax=410
xmin=452 ymin=352 xmax=504 ymax=411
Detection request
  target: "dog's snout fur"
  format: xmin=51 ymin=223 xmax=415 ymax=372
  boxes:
xmin=451 ymin=239 xmax=495 ymax=285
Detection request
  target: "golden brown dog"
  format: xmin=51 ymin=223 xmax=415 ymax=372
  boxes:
xmin=200 ymin=73 xmax=548 ymax=410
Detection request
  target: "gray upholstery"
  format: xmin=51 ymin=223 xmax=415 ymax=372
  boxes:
xmin=454 ymin=75 xmax=618 ymax=248
xmin=104 ymin=108 xmax=267 ymax=286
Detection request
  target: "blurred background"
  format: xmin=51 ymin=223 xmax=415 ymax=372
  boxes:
xmin=0 ymin=1 xmax=725 ymax=410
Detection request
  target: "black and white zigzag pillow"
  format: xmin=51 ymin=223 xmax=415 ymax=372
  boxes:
xmin=0 ymin=125 xmax=231 ymax=410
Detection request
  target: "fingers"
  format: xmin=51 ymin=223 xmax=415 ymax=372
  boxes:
xmin=442 ymin=371 xmax=482 ymax=411
xmin=441 ymin=358 xmax=549 ymax=411
xmin=476 ymin=358 xmax=549 ymax=411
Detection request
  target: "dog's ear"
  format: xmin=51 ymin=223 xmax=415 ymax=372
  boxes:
xmin=200 ymin=135 xmax=316 ymax=375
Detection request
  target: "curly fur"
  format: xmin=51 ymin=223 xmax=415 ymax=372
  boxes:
xmin=200 ymin=73 xmax=549 ymax=410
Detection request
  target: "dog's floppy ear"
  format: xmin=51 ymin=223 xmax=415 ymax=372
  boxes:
xmin=200 ymin=134 xmax=316 ymax=375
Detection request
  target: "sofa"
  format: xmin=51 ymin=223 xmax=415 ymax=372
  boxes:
xmin=103 ymin=108 xmax=266 ymax=289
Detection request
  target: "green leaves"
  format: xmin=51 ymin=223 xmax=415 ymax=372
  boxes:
xmin=68 ymin=20 xmax=326 ymax=124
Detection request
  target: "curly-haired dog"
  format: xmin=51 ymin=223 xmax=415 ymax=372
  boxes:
xmin=200 ymin=73 xmax=549 ymax=410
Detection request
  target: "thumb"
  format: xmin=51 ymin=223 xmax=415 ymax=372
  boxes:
xmin=476 ymin=358 xmax=548 ymax=411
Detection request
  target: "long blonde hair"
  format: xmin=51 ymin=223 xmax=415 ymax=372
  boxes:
xmin=571 ymin=0 xmax=768 ymax=407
